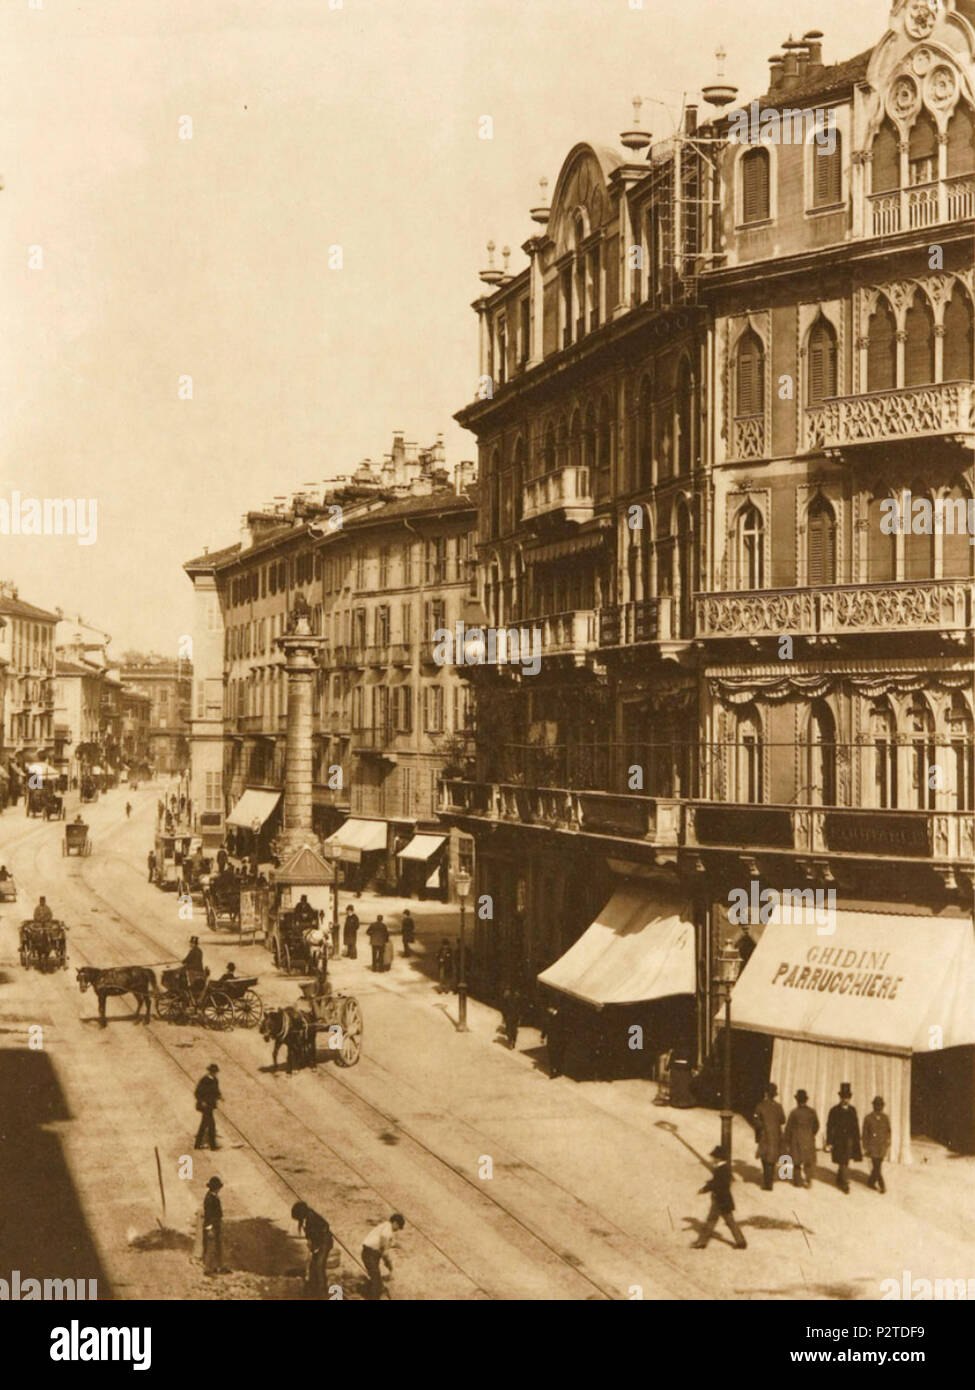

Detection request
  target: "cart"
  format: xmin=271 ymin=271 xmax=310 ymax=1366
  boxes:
xmin=269 ymin=907 xmax=324 ymax=974
xmin=219 ymin=974 xmax=264 ymax=1028
xmin=80 ymin=776 xmax=99 ymax=804
xmin=298 ymin=980 xmax=363 ymax=1066
xmin=154 ymin=966 xmax=248 ymax=1030
xmin=27 ymin=786 xmax=61 ymax=818
xmin=19 ymin=919 xmax=68 ymax=972
xmin=151 ymin=831 xmax=192 ymax=890
xmin=63 ymin=820 xmax=92 ymax=856
xmin=202 ymin=874 xmax=241 ymax=931
xmin=0 ymin=872 xmax=17 ymax=902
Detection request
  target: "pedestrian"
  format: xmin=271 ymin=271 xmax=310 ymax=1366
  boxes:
xmin=194 ymin=1063 xmax=221 ymax=1150
xmin=202 ymin=1176 xmax=228 ymax=1275
xmin=826 ymin=1082 xmax=862 ymax=1194
xmin=753 ymin=1082 xmax=786 ymax=1190
xmin=437 ymin=938 xmax=454 ymax=993
xmin=735 ymin=926 xmax=756 ymax=968
xmin=330 ymin=917 xmax=341 ymax=959
xmin=147 ymin=850 xmax=156 ymax=883
xmin=361 ymin=1213 xmax=404 ymax=1300
xmin=500 ymin=985 xmax=521 ymax=1050
xmin=862 ymin=1096 xmax=891 ymax=1194
xmin=183 ymin=935 xmax=204 ymax=973
xmin=367 ymin=914 xmax=389 ymax=972
xmin=292 ymin=1201 xmax=334 ymax=1298
xmin=692 ymin=1145 xmax=747 ymax=1250
xmin=343 ymin=905 xmax=359 ymax=960
xmin=542 ymin=1002 xmax=566 ymax=1078
xmin=783 ymin=1089 xmax=819 ymax=1188
xmin=400 ymin=909 xmax=415 ymax=957
xmin=125 ymin=801 xmax=132 ymax=819
xmin=157 ymin=798 xmax=164 ymax=826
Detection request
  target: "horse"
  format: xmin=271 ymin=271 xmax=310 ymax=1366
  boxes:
xmin=76 ymin=965 xmax=158 ymax=1026
xmin=260 ymin=1007 xmax=315 ymax=1072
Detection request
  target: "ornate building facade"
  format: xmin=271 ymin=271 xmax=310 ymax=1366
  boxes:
xmin=442 ymin=0 xmax=975 ymax=1158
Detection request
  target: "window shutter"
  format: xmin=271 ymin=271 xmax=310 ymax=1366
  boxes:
xmin=867 ymin=302 xmax=897 ymax=391
xmin=814 ymin=138 xmax=842 ymax=206
xmin=904 ymin=298 xmax=935 ymax=387
xmin=871 ymin=121 xmax=899 ymax=194
xmin=742 ymin=150 xmax=769 ymax=223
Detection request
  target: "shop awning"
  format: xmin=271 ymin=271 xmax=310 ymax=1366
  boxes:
xmin=397 ymin=833 xmax=446 ymax=862
xmin=323 ymin=818 xmax=387 ymax=856
xmin=226 ymin=788 xmax=281 ymax=830
xmin=728 ymin=913 xmax=975 ymax=1057
xmin=537 ymin=885 xmax=695 ymax=1008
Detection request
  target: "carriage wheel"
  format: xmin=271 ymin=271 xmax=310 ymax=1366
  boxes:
xmin=202 ymin=991 xmax=235 ymax=1030
xmin=155 ymin=993 xmax=185 ymax=1024
xmin=233 ymin=990 xmax=263 ymax=1029
xmin=335 ymin=997 xmax=363 ymax=1067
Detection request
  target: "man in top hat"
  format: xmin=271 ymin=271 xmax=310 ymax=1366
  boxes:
xmin=343 ymin=904 xmax=360 ymax=960
xmin=194 ymin=1063 xmax=222 ymax=1150
xmin=784 ymin=1089 xmax=819 ymax=1188
xmin=826 ymin=1082 xmax=862 ymax=1193
xmin=692 ymin=1145 xmax=747 ymax=1250
xmin=183 ymin=935 xmax=204 ymax=972
xmin=753 ymin=1082 xmax=786 ymax=1191
xmin=862 ymin=1096 xmax=891 ymax=1194
xmin=202 ymin=1176 xmax=228 ymax=1274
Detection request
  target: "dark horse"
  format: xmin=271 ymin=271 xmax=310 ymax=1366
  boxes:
xmin=260 ymin=1007 xmax=315 ymax=1072
xmin=77 ymin=965 xmax=158 ymax=1026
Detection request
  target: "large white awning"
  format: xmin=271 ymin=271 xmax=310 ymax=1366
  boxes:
xmin=226 ymin=788 xmax=281 ymax=829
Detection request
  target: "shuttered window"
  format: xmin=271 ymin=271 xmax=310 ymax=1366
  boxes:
xmin=806 ymin=498 xmax=837 ymax=586
xmin=741 ymin=148 xmax=770 ymax=223
xmin=947 ymin=104 xmax=975 ymax=177
xmin=867 ymin=300 xmax=897 ymax=391
xmin=872 ymin=120 xmax=900 ymax=193
xmin=904 ymin=292 xmax=935 ymax=386
xmin=807 ymin=318 xmax=838 ymax=405
xmin=735 ymin=331 xmax=765 ymax=415
xmin=943 ymin=291 xmax=974 ymax=381
xmin=813 ymin=133 xmax=842 ymax=207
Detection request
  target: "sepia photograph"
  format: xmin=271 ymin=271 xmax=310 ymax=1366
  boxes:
xmin=0 ymin=0 xmax=972 ymax=1354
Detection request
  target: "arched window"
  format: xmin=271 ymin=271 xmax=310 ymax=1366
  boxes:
xmin=741 ymin=147 xmax=770 ymax=223
xmin=807 ymin=700 xmax=837 ymax=806
xmin=737 ymin=503 xmax=765 ymax=589
xmin=942 ymin=483 xmax=975 ymax=579
xmin=947 ymin=103 xmax=975 ymax=177
xmin=870 ymin=702 xmax=898 ymax=809
xmin=807 ymin=495 xmax=837 ymax=586
xmin=948 ymin=693 xmax=974 ymax=812
xmin=908 ymin=111 xmax=938 ymax=186
xmin=807 ymin=317 xmax=838 ymax=405
xmin=543 ymin=422 xmax=556 ymax=475
xmin=675 ymin=359 xmax=693 ymax=474
xmin=867 ymin=298 xmax=897 ymax=392
xmin=735 ymin=706 xmax=764 ymax=803
xmin=637 ymin=376 xmax=653 ymax=489
xmin=872 ymin=119 xmax=900 ymax=193
xmin=583 ymin=403 xmax=597 ymax=476
xmin=735 ymin=330 xmax=765 ymax=416
xmin=569 ymin=409 xmax=582 ymax=470
xmin=812 ymin=129 xmax=842 ymax=207
xmin=907 ymin=695 xmax=936 ymax=811
xmin=904 ymin=289 xmax=935 ymax=386
xmin=943 ymin=289 xmax=974 ymax=382
xmin=867 ymin=492 xmax=896 ymax=581
xmin=904 ymin=483 xmax=935 ymax=580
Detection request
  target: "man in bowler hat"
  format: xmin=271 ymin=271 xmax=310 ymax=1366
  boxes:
xmin=862 ymin=1096 xmax=891 ymax=1194
xmin=784 ymin=1089 xmax=819 ymax=1187
xmin=693 ymin=1145 xmax=747 ymax=1249
xmin=753 ymin=1082 xmax=786 ymax=1190
xmin=826 ymin=1082 xmax=862 ymax=1193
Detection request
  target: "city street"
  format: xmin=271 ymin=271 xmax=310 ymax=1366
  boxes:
xmin=1 ymin=781 xmax=972 ymax=1302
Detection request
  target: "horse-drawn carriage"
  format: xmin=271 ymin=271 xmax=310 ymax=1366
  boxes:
xmin=202 ymin=873 xmax=241 ymax=931
xmin=26 ymin=786 xmax=65 ymax=819
xmin=260 ymin=980 xmax=362 ymax=1070
xmin=80 ymin=776 xmax=99 ymax=804
xmin=63 ymin=819 xmax=92 ymax=856
xmin=268 ymin=906 xmax=324 ymax=974
xmin=155 ymin=966 xmax=263 ymax=1030
xmin=19 ymin=918 xmax=67 ymax=971
xmin=0 ymin=870 xmax=17 ymax=902
xmin=151 ymin=831 xmax=192 ymax=890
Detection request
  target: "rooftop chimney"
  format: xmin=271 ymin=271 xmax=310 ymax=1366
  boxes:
xmin=803 ymin=30 xmax=824 ymax=74
xmin=684 ymin=103 xmax=698 ymax=135
xmin=768 ymin=54 xmax=784 ymax=93
xmin=780 ymin=37 xmax=802 ymax=91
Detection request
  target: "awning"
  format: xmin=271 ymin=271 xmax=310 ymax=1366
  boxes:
xmin=323 ymin=818 xmax=387 ymax=856
xmin=226 ymin=788 xmax=282 ymax=830
xmin=728 ymin=913 xmax=975 ymax=1057
xmin=274 ymin=842 xmax=335 ymax=886
xmin=397 ymin=833 xmax=446 ymax=862
xmin=537 ymin=885 xmax=695 ymax=1008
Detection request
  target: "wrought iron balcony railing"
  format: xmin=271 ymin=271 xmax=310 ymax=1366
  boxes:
xmin=695 ymin=579 xmax=972 ymax=639
xmin=805 ymin=380 xmax=974 ymax=452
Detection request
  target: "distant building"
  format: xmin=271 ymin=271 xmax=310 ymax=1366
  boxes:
xmin=0 ymin=582 xmax=58 ymax=773
xmin=119 ymin=658 xmax=192 ymax=774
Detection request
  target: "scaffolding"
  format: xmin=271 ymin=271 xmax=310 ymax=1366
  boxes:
xmin=646 ymin=115 xmax=727 ymax=307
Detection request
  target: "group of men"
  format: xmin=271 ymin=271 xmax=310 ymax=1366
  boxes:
xmin=752 ymin=1081 xmax=892 ymax=1195
xmin=313 ymin=904 xmax=415 ymax=972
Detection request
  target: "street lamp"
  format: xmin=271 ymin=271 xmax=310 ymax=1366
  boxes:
xmin=454 ymin=868 xmax=472 ymax=1032
xmin=714 ymin=942 xmax=742 ymax=1159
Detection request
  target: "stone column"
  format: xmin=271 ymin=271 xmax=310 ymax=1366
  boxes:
xmin=275 ymin=603 xmax=325 ymax=858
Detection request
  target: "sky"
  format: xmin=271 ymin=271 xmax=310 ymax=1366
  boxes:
xmin=1 ymin=0 xmax=886 ymax=654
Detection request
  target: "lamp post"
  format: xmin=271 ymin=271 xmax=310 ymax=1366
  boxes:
xmin=715 ymin=942 xmax=742 ymax=1159
xmin=454 ymin=868 xmax=472 ymax=1032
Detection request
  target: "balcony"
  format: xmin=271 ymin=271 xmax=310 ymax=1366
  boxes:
xmin=695 ymin=579 xmax=972 ymax=639
xmin=805 ymin=380 xmax=975 ymax=453
xmin=522 ymin=465 xmax=594 ymax=524
xmin=867 ymin=174 xmax=975 ymax=237
xmin=732 ymin=413 xmax=765 ymax=461
xmin=353 ymin=725 xmax=394 ymax=753
xmin=598 ymin=599 xmax=670 ymax=647
xmin=479 ymin=610 xmax=598 ymax=666
xmin=439 ymin=779 xmax=676 ymax=846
